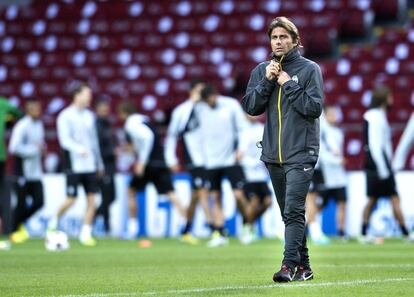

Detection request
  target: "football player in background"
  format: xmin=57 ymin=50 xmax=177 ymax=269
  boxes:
xmin=9 ymin=99 xmax=45 ymax=244
xmin=48 ymin=82 xmax=104 ymax=247
xmin=394 ymin=110 xmax=414 ymax=171
xmin=0 ymin=96 xmax=22 ymax=250
xmin=361 ymin=87 xmax=413 ymax=243
xmin=196 ymin=84 xmax=250 ymax=247
xmin=239 ymin=114 xmax=273 ymax=244
xmin=305 ymin=162 xmax=330 ymax=245
xmin=118 ymin=102 xmax=190 ymax=241
xmin=318 ymin=105 xmax=348 ymax=240
xmin=94 ymin=99 xmax=117 ymax=236
xmin=165 ymin=79 xmax=213 ymax=244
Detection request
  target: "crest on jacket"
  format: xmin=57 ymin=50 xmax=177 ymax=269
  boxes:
xmin=292 ymin=75 xmax=299 ymax=83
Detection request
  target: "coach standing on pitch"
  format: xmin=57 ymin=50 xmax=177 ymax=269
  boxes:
xmin=242 ymin=17 xmax=323 ymax=282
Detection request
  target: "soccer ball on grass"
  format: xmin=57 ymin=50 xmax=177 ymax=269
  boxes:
xmin=45 ymin=231 xmax=70 ymax=252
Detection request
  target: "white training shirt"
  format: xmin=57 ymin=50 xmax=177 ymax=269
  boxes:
xmin=124 ymin=113 xmax=154 ymax=166
xmin=319 ymin=119 xmax=347 ymax=188
xmin=363 ymin=108 xmax=393 ymax=179
xmin=239 ymin=120 xmax=268 ymax=182
xmin=196 ymin=95 xmax=247 ymax=169
xmin=165 ymin=99 xmax=205 ymax=168
xmin=57 ymin=105 xmax=103 ymax=174
xmin=393 ymin=111 xmax=414 ymax=171
xmin=9 ymin=115 xmax=44 ymax=181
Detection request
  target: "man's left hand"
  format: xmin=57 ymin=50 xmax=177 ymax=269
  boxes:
xmin=277 ymin=71 xmax=292 ymax=86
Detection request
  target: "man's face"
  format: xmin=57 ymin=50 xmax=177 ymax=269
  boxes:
xmin=96 ymin=102 xmax=110 ymax=118
xmin=206 ymin=94 xmax=217 ymax=107
xmin=270 ymin=27 xmax=296 ymax=57
xmin=75 ymin=86 xmax=92 ymax=108
xmin=324 ymin=107 xmax=338 ymax=125
xmin=27 ymin=102 xmax=42 ymax=119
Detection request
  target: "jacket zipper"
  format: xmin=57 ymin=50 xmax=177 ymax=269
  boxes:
xmin=277 ymin=55 xmax=284 ymax=163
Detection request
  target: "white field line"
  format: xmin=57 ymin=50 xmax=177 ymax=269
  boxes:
xmin=246 ymin=263 xmax=414 ymax=269
xmin=319 ymin=263 xmax=414 ymax=268
xmin=22 ymin=277 xmax=414 ymax=297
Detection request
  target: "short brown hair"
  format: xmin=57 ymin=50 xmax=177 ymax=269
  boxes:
xmin=369 ymin=86 xmax=390 ymax=109
xmin=267 ymin=17 xmax=302 ymax=48
xmin=67 ymin=81 xmax=89 ymax=100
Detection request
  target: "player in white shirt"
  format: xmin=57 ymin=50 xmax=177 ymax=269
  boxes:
xmin=196 ymin=84 xmax=250 ymax=247
xmin=165 ymin=79 xmax=212 ymax=244
xmin=9 ymin=100 xmax=45 ymax=244
xmin=361 ymin=87 xmax=412 ymax=243
xmin=239 ymin=114 xmax=272 ymax=244
xmin=318 ymin=105 xmax=347 ymax=239
xmin=48 ymin=82 xmax=104 ymax=247
xmin=394 ymin=111 xmax=414 ymax=171
xmin=117 ymin=102 xmax=188 ymax=241
xmin=307 ymin=105 xmax=347 ymax=244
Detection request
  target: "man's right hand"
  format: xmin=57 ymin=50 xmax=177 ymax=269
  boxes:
xmin=265 ymin=61 xmax=280 ymax=81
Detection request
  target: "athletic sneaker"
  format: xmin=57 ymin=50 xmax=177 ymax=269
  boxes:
xmin=181 ymin=233 xmax=199 ymax=245
xmin=405 ymin=232 xmax=414 ymax=243
xmin=311 ymin=234 xmax=331 ymax=245
xmin=240 ymin=224 xmax=254 ymax=245
xmin=293 ymin=266 xmax=314 ymax=281
xmin=79 ymin=237 xmax=97 ymax=247
xmin=273 ymin=264 xmax=294 ymax=282
xmin=0 ymin=240 xmax=11 ymax=251
xmin=339 ymin=235 xmax=350 ymax=243
xmin=10 ymin=224 xmax=30 ymax=244
xmin=275 ymin=229 xmax=285 ymax=243
xmin=207 ymin=231 xmax=229 ymax=248
xmin=357 ymin=235 xmax=377 ymax=244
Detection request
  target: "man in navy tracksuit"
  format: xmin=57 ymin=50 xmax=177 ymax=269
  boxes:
xmin=242 ymin=17 xmax=324 ymax=282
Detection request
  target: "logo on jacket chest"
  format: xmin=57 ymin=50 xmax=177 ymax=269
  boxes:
xmin=292 ymin=75 xmax=299 ymax=83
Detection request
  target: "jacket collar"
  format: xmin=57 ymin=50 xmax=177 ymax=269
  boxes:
xmin=275 ymin=47 xmax=301 ymax=64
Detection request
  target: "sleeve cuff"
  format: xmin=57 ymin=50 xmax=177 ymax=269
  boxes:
xmin=282 ymin=80 xmax=301 ymax=103
xmin=256 ymin=77 xmax=276 ymax=96
xmin=282 ymin=80 xmax=298 ymax=93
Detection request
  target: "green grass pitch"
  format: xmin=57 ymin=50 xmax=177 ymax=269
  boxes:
xmin=1 ymin=238 xmax=413 ymax=297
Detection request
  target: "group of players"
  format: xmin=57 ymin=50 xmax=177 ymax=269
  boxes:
xmin=306 ymin=87 xmax=414 ymax=244
xmin=119 ymin=79 xmax=276 ymax=247
xmin=0 ymin=79 xmax=277 ymax=249
xmin=1 ymin=80 xmax=414 ymax=251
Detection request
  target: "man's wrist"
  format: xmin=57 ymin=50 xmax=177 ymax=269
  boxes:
xmin=282 ymin=79 xmax=296 ymax=90
xmin=279 ymin=78 xmax=292 ymax=86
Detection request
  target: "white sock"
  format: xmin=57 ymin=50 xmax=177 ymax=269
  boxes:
xmin=80 ymin=224 xmax=92 ymax=241
xmin=128 ymin=218 xmax=139 ymax=237
xmin=309 ymin=221 xmax=323 ymax=240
